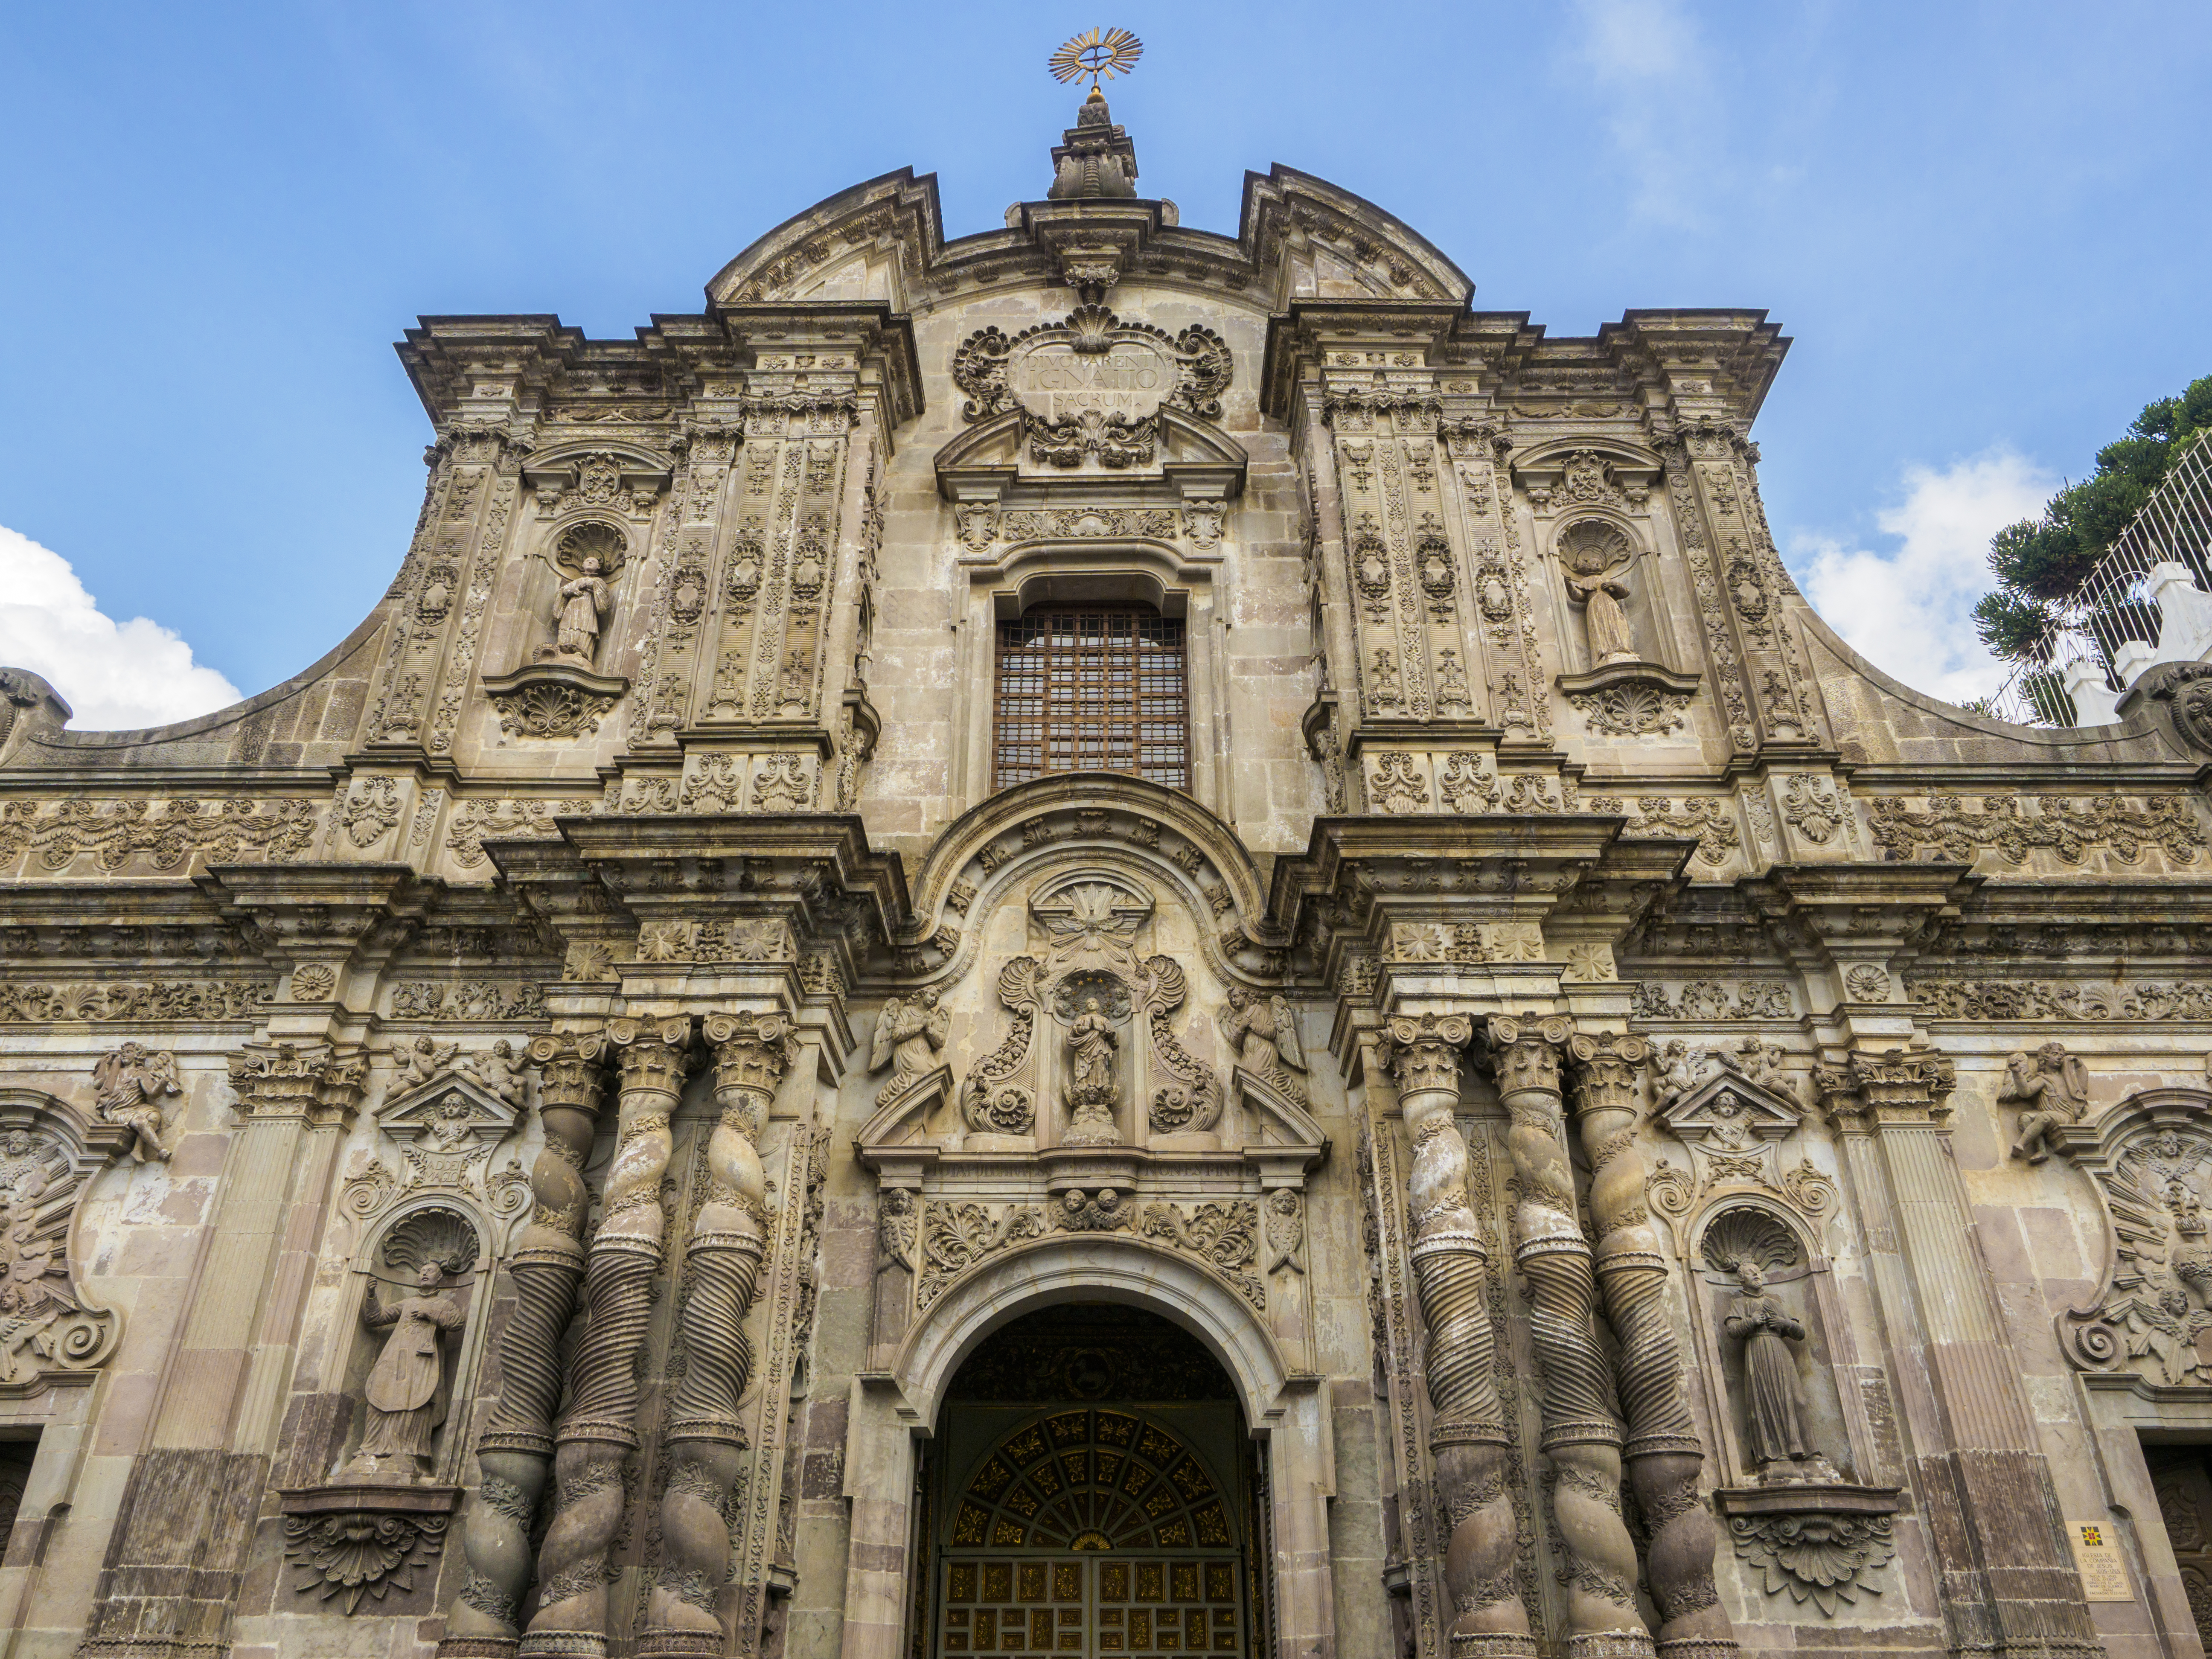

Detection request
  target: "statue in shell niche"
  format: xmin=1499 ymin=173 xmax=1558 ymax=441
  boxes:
xmin=1054 ymin=974 xmax=1130 ymax=1146
xmin=1701 ymin=1211 xmax=1841 ymax=1485
xmin=1558 ymin=519 xmax=1643 ymax=666
xmin=951 ymin=871 xmax=1222 ymax=1151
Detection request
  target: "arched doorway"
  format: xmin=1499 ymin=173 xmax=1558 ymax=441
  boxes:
xmin=919 ymin=1305 xmax=1265 ymax=1659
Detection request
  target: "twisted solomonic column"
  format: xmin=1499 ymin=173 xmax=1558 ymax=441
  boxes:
xmin=444 ymin=1029 xmax=609 ymax=1658
xmin=1567 ymin=1034 xmax=1734 ymax=1659
xmin=1383 ymin=1015 xmax=1532 ymax=1659
xmin=638 ymin=1010 xmax=795 ymax=1658
xmin=523 ymin=1016 xmax=692 ymax=1659
xmin=1486 ymin=1016 xmax=1650 ymax=1659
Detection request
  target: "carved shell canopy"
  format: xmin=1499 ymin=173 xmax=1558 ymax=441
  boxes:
xmin=1556 ymin=516 xmax=1635 ymax=578
xmin=553 ymin=518 xmax=629 ymax=579
xmin=380 ymin=1206 xmax=480 ymax=1281
xmin=1700 ymin=1206 xmax=1802 ymax=1278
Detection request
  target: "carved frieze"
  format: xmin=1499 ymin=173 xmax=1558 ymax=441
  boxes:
xmin=1867 ymin=792 xmax=2203 ymax=867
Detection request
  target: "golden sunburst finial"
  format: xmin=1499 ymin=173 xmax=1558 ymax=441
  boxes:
xmin=1049 ymin=27 xmax=1143 ymax=94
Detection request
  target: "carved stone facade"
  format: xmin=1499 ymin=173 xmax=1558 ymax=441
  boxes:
xmin=1 ymin=88 xmax=2204 ymax=1659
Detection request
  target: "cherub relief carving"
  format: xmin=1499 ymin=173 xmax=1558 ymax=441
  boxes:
xmin=393 ymin=1036 xmax=460 ymax=1092
xmin=1999 ymin=1041 xmax=2091 ymax=1164
xmin=457 ymin=1040 xmax=527 ymax=1108
xmin=91 ymin=1043 xmax=180 ymax=1163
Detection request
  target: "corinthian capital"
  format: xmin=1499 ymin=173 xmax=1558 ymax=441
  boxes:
xmin=1566 ymin=1031 xmax=1652 ymax=1115
xmin=527 ymin=1029 xmax=609 ymax=1113
xmin=609 ymin=1015 xmax=694 ymax=1096
xmin=1382 ymin=1013 xmax=1474 ymax=1098
xmin=1485 ymin=1013 xmax=1573 ymax=1096
xmin=704 ymin=1009 xmax=798 ymax=1116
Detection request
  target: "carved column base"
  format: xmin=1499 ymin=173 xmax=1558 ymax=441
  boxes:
xmin=1564 ymin=1633 xmax=1658 ymax=1659
xmin=1655 ymin=1641 xmax=1742 ymax=1659
xmin=634 ymin=1636 xmax=725 ymax=1659
xmin=1451 ymin=1635 xmax=1541 ymax=1659
xmin=438 ymin=1641 xmax=520 ymax=1659
xmin=516 ymin=1634 xmax=610 ymax=1659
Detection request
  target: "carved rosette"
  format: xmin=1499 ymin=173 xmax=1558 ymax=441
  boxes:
xmin=1382 ymin=1014 xmax=1532 ymax=1659
xmin=640 ymin=1011 xmax=792 ymax=1657
xmin=524 ymin=1016 xmax=690 ymax=1655
xmin=1486 ymin=1016 xmax=1649 ymax=1655
xmin=1566 ymin=1035 xmax=1732 ymax=1655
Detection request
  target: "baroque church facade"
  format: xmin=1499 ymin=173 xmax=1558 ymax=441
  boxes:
xmin=1 ymin=88 xmax=2210 ymax=1659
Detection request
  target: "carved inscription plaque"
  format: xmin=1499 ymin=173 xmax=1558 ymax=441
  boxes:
xmin=1007 ymin=338 xmax=1175 ymax=425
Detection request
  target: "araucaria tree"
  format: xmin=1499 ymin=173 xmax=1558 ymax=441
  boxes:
xmin=1973 ymin=374 xmax=2212 ymax=666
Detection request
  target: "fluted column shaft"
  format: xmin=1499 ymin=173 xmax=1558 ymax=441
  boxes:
xmin=639 ymin=1011 xmax=793 ymax=1657
xmin=1385 ymin=1015 xmax=1531 ymax=1659
xmin=524 ymin=1016 xmax=691 ymax=1659
xmin=1487 ymin=1016 xmax=1648 ymax=1657
xmin=1566 ymin=1034 xmax=1732 ymax=1659
xmin=445 ymin=1030 xmax=608 ymax=1657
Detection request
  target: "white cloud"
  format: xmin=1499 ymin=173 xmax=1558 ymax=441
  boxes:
xmin=1793 ymin=450 xmax=2055 ymax=706
xmin=1566 ymin=0 xmax=1717 ymax=227
xmin=0 ymin=524 xmax=241 ymax=731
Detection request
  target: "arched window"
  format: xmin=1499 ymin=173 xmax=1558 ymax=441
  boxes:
xmin=994 ymin=605 xmax=1188 ymax=790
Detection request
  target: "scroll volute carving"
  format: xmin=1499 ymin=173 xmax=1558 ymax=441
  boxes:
xmin=0 ymin=1098 xmax=129 ymax=1394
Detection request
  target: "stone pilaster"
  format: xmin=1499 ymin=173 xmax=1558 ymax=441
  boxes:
xmin=524 ymin=1016 xmax=691 ymax=1659
xmin=1485 ymin=1015 xmax=1649 ymax=1659
xmin=1820 ymin=1046 xmax=2099 ymax=1659
xmin=1564 ymin=1033 xmax=1732 ymax=1659
xmin=77 ymin=1042 xmax=368 ymax=1659
xmin=1382 ymin=1014 xmax=1531 ymax=1659
xmin=442 ymin=1027 xmax=611 ymax=1657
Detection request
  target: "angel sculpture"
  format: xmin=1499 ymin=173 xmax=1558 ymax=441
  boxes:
xmin=459 ymin=1039 xmax=527 ymax=1107
xmin=1998 ymin=1041 xmax=2091 ymax=1165
xmin=1734 ymin=1036 xmax=1796 ymax=1099
xmin=869 ymin=990 xmax=949 ymax=1097
xmin=1655 ymin=1039 xmax=1732 ymax=1112
xmin=1220 ymin=988 xmax=1306 ymax=1084
xmin=393 ymin=1036 xmax=460 ymax=1093
xmin=91 ymin=1043 xmax=180 ymax=1163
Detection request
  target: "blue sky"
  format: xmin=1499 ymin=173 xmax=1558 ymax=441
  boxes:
xmin=3 ymin=1 xmax=2208 ymax=725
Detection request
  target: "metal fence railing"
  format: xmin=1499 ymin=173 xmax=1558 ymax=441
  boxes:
xmin=1982 ymin=430 xmax=2212 ymax=726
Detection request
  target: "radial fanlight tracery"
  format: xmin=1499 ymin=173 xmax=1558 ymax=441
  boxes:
xmin=949 ymin=1408 xmax=1232 ymax=1552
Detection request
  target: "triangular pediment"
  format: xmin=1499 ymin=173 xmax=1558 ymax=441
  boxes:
xmin=377 ymin=1071 xmax=521 ymax=1149
xmin=1658 ymin=1068 xmax=1801 ymax=1146
xmin=1229 ymin=1067 xmax=1329 ymax=1175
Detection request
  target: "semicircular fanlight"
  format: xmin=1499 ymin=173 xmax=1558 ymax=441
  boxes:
xmin=948 ymin=1407 xmax=1234 ymax=1552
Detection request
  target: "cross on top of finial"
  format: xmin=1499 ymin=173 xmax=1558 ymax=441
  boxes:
xmin=1049 ymin=27 xmax=1143 ymax=97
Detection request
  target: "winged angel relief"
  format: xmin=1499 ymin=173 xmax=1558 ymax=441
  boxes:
xmin=2067 ymin=1126 xmax=2212 ymax=1385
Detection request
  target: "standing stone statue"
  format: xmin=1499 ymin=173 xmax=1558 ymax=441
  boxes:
xmin=1999 ymin=1041 xmax=2091 ymax=1164
xmin=1561 ymin=534 xmax=1639 ymax=663
xmin=346 ymin=1263 xmax=465 ymax=1479
xmin=541 ymin=556 xmax=613 ymax=664
xmin=1064 ymin=995 xmax=1121 ymax=1144
xmin=1720 ymin=1255 xmax=1814 ymax=1475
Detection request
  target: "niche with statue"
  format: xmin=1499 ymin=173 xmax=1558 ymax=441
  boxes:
xmin=1688 ymin=1202 xmax=1906 ymax=1619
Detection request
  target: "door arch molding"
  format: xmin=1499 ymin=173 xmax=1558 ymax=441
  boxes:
xmin=839 ymin=1238 xmax=1333 ymax=1659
